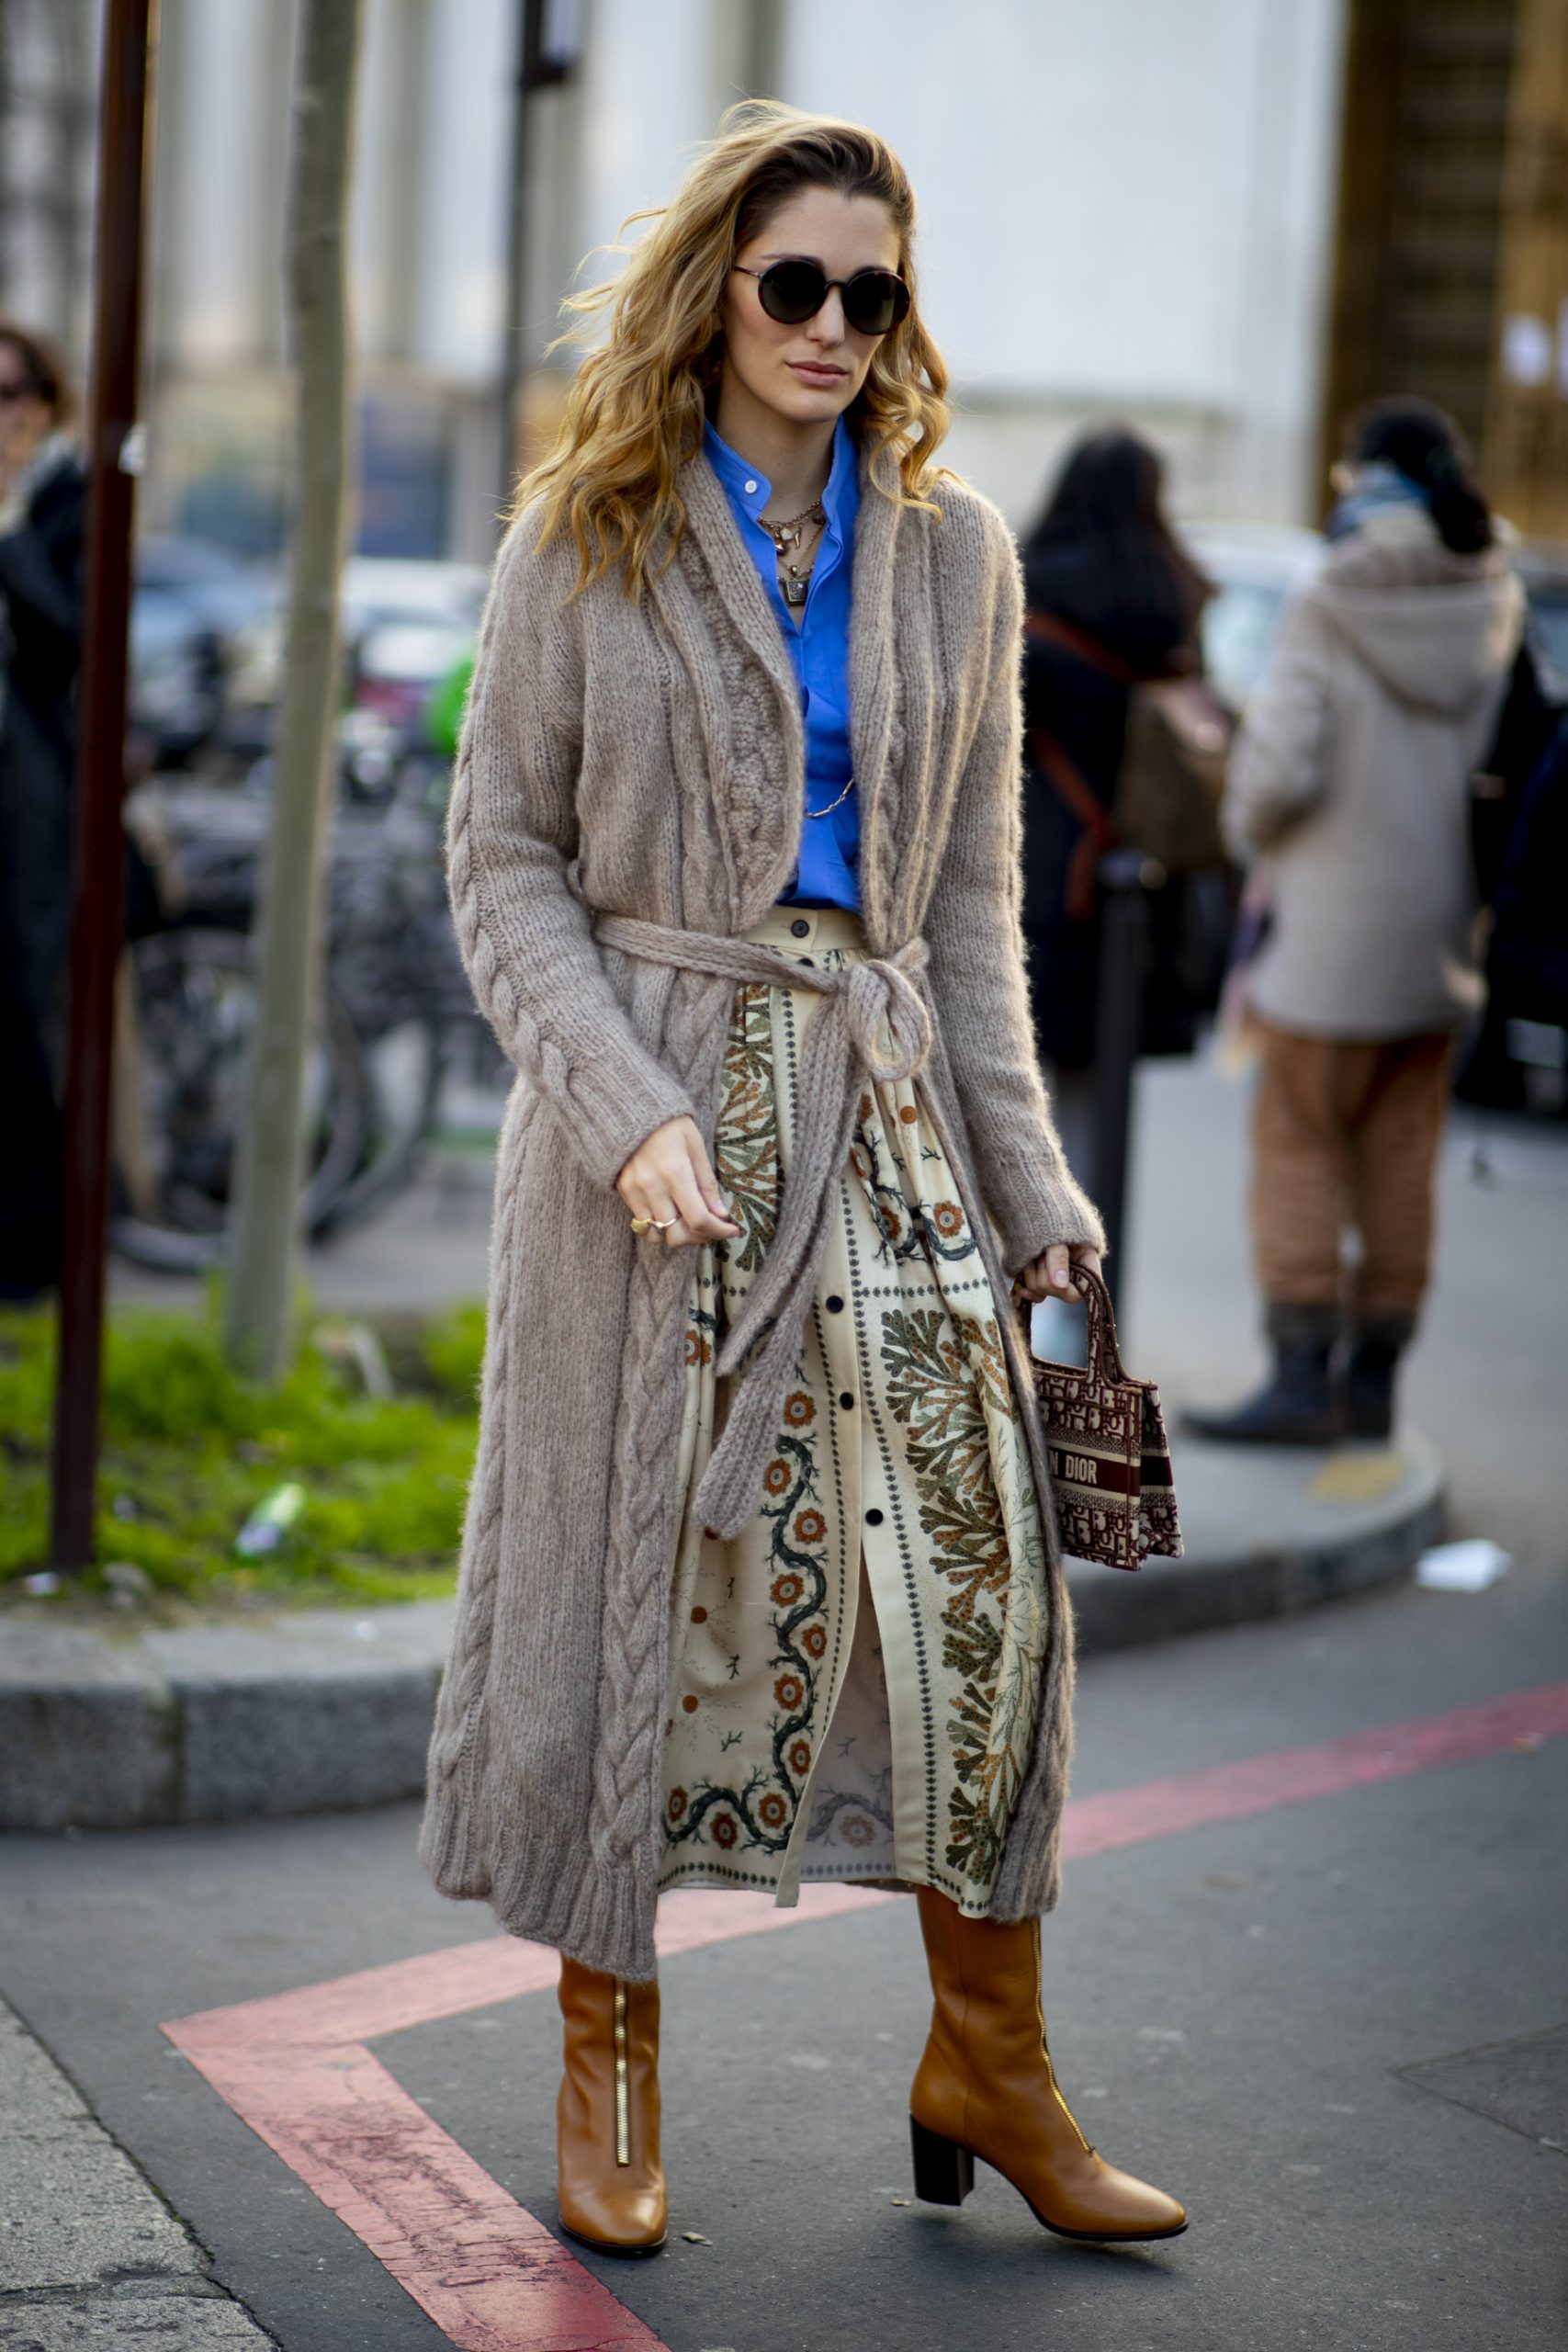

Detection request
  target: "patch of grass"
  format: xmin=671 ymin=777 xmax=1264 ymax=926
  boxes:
xmin=0 ymin=1299 xmax=486 ymax=1609
xmin=416 ymin=1300 xmax=486 ymax=1401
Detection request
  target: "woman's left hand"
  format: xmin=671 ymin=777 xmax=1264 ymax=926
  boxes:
xmin=1016 ymin=1241 xmax=1103 ymax=1304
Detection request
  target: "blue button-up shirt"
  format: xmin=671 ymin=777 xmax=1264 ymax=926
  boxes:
xmin=703 ymin=415 xmax=861 ymax=910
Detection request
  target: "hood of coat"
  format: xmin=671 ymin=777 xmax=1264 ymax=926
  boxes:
xmin=1311 ymin=503 xmax=1522 ymax=715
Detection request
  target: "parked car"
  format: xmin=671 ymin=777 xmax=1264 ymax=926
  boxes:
xmin=1514 ymin=542 xmax=1568 ymax=679
xmin=223 ymin=555 xmax=486 ymax=774
xmin=1180 ymin=522 xmax=1321 ymax=712
xmin=1183 ymin=519 xmax=1568 ymax=713
xmin=130 ymin=537 xmax=275 ymax=770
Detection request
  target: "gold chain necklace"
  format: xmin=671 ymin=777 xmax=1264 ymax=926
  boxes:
xmin=758 ymin=497 xmax=824 ymax=547
xmin=805 ymin=774 xmax=854 ymax=820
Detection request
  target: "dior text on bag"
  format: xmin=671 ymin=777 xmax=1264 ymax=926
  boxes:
xmin=1020 ymin=1265 xmax=1183 ymax=1572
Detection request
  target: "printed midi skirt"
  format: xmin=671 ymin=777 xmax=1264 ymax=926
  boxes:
xmin=660 ymin=904 xmax=1051 ymax=1916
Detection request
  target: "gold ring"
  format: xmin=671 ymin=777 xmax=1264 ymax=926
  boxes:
xmin=629 ymin=1215 xmax=678 ymax=1237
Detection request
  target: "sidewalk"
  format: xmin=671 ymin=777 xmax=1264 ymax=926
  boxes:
xmin=0 ymin=1996 xmax=274 ymax=2348
xmin=109 ymin=1052 xmax=1567 ymax=1580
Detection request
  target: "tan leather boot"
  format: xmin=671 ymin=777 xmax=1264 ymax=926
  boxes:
xmin=909 ymin=1887 xmax=1186 ymax=2242
xmin=557 ymin=1955 xmax=666 ymax=2256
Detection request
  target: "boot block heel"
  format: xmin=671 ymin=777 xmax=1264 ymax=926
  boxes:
xmin=910 ymin=2115 xmax=975 ymax=2206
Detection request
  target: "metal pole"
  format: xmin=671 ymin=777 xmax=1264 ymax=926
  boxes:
xmin=741 ymin=0 xmax=784 ymax=96
xmin=496 ymin=0 xmax=532 ymax=525
xmin=496 ymin=0 xmax=576 ymax=525
xmin=1089 ymin=848 xmax=1158 ymax=1317
xmin=49 ymin=0 xmax=157 ymax=1574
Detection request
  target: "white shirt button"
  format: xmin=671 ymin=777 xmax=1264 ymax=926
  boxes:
xmin=744 ymin=480 xmax=758 ymax=494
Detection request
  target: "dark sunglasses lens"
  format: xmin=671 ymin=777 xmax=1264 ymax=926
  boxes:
xmin=843 ymin=272 xmax=908 ymax=336
xmin=758 ymin=261 xmax=829 ymax=323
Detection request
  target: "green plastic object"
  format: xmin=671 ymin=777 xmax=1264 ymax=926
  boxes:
xmin=234 ymin=1481 xmax=308 ymax=1559
xmin=425 ymin=650 xmax=476 ymax=760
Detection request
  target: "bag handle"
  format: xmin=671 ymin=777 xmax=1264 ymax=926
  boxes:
xmin=1017 ymin=1260 xmax=1132 ymax=1389
xmin=1024 ymin=607 xmax=1194 ymax=688
xmin=1027 ymin=726 xmax=1118 ymax=920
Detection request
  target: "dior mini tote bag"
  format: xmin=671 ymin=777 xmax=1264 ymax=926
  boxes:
xmin=1021 ymin=1265 xmax=1183 ymax=1573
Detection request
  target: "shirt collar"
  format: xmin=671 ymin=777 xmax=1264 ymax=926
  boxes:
xmin=704 ymin=413 xmax=860 ymax=541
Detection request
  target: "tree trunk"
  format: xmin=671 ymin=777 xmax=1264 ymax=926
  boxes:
xmin=223 ymin=0 xmax=360 ymax=1378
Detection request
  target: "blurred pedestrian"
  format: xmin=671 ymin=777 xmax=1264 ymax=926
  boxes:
xmin=1018 ymin=428 xmax=1215 ymax=1160
xmin=1190 ymin=399 xmax=1522 ymax=1444
xmin=1470 ymin=709 xmax=1568 ymax=1109
xmin=0 ymin=323 xmax=85 ymax=1297
xmin=421 ymin=104 xmax=1184 ymax=2260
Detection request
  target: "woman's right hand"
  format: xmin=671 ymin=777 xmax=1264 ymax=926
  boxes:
xmin=615 ymin=1116 xmax=740 ymax=1249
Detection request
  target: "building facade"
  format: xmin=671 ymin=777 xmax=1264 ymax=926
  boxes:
xmin=6 ymin=0 xmax=1563 ymax=560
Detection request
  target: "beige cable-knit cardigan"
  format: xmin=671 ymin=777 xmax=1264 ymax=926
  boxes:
xmin=419 ymin=441 xmax=1106 ymax=1979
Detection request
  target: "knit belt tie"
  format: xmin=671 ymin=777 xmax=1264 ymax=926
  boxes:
xmin=596 ymin=914 xmax=932 ymax=1539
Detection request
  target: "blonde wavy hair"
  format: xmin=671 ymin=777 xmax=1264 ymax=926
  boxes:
xmin=518 ymin=101 xmax=950 ymax=596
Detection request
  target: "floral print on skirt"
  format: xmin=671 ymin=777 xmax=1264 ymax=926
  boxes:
xmin=660 ymin=904 xmax=1049 ymax=1916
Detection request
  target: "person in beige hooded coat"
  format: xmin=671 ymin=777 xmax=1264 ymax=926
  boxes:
xmin=1191 ymin=401 xmax=1521 ymax=1446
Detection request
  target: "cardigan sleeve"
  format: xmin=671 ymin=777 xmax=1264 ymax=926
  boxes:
xmin=924 ymin=509 xmax=1107 ymax=1269
xmin=1223 ymin=585 xmax=1334 ymax=857
xmin=446 ymin=519 xmax=698 ymax=1189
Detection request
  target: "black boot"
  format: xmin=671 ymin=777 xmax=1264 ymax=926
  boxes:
xmin=1184 ymin=1304 xmax=1342 ymax=1446
xmin=1342 ymin=1313 xmax=1415 ymax=1442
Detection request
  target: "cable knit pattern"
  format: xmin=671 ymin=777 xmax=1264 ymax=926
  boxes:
xmin=419 ymin=441 xmax=1105 ymax=1978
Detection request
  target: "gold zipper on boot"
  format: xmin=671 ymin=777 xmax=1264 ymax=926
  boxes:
xmin=613 ymin=1981 xmax=630 ymax=2166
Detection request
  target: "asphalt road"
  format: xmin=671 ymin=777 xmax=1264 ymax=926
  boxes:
xmin=2 ymin=1544 xmax=1564 ymax=2352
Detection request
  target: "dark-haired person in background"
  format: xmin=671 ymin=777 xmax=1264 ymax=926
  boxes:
xmin=1018 ymin=429 xmax=1213 ymax=1168
xmin=0 ymin=322 xmax=85 ymax=1296
xmin=1189 ymin=399 xmax=1522 ymax=1446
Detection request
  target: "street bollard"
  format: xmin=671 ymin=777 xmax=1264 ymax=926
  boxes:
xmin=1090 ymin=848 xmax=1163 ymax=1316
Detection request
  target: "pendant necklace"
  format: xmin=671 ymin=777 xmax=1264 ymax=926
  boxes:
xmin=760 ymin=499 xmax=826 ymax=607
xmin=755 ymin=492 xmax=847 ymax=815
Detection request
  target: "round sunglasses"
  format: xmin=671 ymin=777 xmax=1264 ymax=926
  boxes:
xmin=733 ymin=258 xmax=910 ymax=339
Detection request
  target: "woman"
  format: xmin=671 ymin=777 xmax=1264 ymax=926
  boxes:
xmin=0 ymin=322 xmax=85 ymax=1296
xmin=421 ymin=105 xmax=1184 ymax=2255
xmin=1018 ymin=427 xmax=1213 ymax=1126
xmin=1190 ymin=398 xmax=1521 ymax=1444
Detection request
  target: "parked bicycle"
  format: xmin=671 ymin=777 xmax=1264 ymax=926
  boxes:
xmin=115 ymin=764 xmax=502 ymax=1272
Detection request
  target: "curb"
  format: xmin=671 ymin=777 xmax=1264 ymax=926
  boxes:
xmin=0 ymin=1601 xmax=449 ymax=1834
xmin=0 ymin=1439 xmax=1442 ymax=1834
xmin=1068 ymin=1429 xmax=1445 ymax=1655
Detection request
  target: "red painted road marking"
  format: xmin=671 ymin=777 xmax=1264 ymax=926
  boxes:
xmin=163 ymin=1681 xmax=1568 ymax=2352
xmin=164 ymin=1884 xmax=891 ymax=2352
xmin=1061 ymin=1678 xmax=1568 ymax=1858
